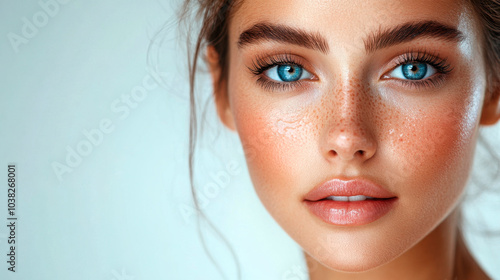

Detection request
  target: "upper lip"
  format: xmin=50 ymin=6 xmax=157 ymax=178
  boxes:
xmin=303 ymin=178 xmax=397 ymax=201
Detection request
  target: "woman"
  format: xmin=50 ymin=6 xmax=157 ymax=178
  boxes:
xmin=181 ymin=0 xmax=500 ymax=279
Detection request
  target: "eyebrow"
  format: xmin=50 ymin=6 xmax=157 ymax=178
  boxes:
xmin=237 ymin=22 xmax=330 ymax=54
xmin=237 ymin=20 xmax=464 ymax=54
xmin=364 ymin=20 xmax=465 ymax=53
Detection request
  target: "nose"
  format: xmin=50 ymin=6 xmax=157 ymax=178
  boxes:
xmin=322 ymin=82 xmax=377 ymax=163
xmin=326 ymin=129 xmax=376 ymax=161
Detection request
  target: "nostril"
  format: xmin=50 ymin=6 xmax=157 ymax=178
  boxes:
xmin=330 ymin=150 xmax=338 ymax=156
xmin=356 ymin=150 xmax=365 ymax=156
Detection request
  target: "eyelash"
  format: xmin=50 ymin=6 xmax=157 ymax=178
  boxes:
xmin=386 ymin=49 xmax=453 ymax=90
xmin=248 ymin=53 xmax=308 ymax=92
xmin=248 ymin=50 xmax=453 ymax=92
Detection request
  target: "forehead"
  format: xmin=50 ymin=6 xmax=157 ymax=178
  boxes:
xmin=229 ymin=0 xmax=478 ymax=49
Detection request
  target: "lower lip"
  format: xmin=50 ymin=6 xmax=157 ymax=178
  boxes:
xmin=304 ymin=198 xmax=397 ymax=226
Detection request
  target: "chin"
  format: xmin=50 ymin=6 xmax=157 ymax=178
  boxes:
xmin=315 ymin=251 xmax=392 ymax=273
xmin=306 ymin=241 xmax=398 ymax=273
xmin=295 ymin=215 xmax=420 ymax=275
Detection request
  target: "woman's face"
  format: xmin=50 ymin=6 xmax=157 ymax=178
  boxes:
xmin=212 ymin=0 xmax=498 ymax=272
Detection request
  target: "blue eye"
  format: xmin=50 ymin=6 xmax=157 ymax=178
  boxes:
xmin=264 ymin=64 xmax=313 ymax=82
xmin=390 ymin=62 xmax=436 ymax=80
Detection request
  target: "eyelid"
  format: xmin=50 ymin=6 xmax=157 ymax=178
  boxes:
xmin=248 ymin=52 xmax=318 ymax=78
xmin=263 ymin=65 xmax=314 ymax=82
xmin=380 ymin=49 xmax=452 ymax=78
xmin=248 ymin=52 xmax=319 ymax=92
xmin=377 ymin=49 xmax=453 ymax=91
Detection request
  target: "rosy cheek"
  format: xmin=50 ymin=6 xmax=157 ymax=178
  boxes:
xmin=384 ymin=102 xmax=479 ymax=203
xmin=233 ymin=101 xmax=318 ymax=197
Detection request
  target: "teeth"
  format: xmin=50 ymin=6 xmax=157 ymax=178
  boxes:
xmin=325 ymin=195 xmax=375 ymax=201
xmin=327 ymin=196 xmax=348 ymax=201
xmin=348 ymin=195 xmax=368 ymax=201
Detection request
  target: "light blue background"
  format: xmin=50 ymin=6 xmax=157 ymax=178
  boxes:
xmin=0 ymin=0 xmax=499 ymax=279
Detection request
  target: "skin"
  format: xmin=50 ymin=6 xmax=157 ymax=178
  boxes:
xmin=207 ymin=0 xmax=500 ymax=279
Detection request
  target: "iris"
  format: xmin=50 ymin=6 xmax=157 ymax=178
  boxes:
xmin=401 ymin=63 xmax=427 ymax=80
xmin=277 ymin=65 xmax=303 ymax=82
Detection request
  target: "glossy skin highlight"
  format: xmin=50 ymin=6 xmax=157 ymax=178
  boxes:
xmin=208 ymin=0 xmax=500 ymax=279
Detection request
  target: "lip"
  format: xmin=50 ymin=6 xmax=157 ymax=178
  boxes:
xmin=303 ymin=178 xmax=397 ymax=226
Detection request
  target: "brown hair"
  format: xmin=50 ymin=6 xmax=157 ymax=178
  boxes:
xmin=178 ymin=0 xmax=500 ymax=278
xmin=468 ymin=0 xmax=500 ymax=100
xmin=178 ymin=1 xmax=242 ymax=278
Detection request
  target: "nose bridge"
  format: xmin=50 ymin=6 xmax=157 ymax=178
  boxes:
xmin=337 ymin=79 xmax=365 ymax=129
xmin=322 ymin=77 xmax=376 ymax=162
xmin=331 ymin=77 xmax=368 ymax=133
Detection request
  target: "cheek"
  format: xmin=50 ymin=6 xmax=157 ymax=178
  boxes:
xmin=383 ymin=95 xmax=482 ymax=227
xmin=232 ymin=100 xmax=318 ymax=203
xmin=387 ymin=108 xmax=466 ymax=184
